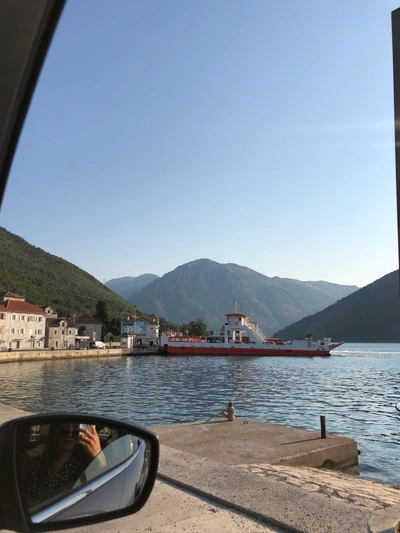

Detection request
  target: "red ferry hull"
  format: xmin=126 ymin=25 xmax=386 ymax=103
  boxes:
xmin=162 ymin=346 xmax=331 ymax=356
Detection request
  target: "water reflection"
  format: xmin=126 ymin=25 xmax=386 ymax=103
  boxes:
xmin=0 ymin=344 xmax=400 ymax=485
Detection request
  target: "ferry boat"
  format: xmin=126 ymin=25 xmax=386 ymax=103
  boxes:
xmin=160 ymin=311 xmax=343 ymax=357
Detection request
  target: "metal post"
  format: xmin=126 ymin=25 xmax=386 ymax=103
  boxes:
xmin=392 ymin=8 xmax=400 ymax=286
xmin=320 ymin=415 xmax=326 ymax=439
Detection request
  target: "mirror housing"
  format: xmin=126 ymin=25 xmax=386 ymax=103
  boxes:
xmin=0 ymin=413 xmax=159 ymax=532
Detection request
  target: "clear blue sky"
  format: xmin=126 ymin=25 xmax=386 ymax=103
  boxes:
xmin=1 ymin=0 xmax=399 ymax=287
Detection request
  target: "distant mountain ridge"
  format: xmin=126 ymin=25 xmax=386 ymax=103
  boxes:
xmin=1 ymin=223 xmax=361 ymax=336
xmin=273 ymin=270 xmax=400 ymax=342
xmin=128 ymin=258 xmax=358 ymax=336
xmin=105 ymin=274 xmax=159 ymax=300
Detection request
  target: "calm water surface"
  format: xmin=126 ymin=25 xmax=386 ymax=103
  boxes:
xmin=0 ymin=343 xmax=399 ymax=485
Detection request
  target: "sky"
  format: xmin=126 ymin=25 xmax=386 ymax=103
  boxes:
xmin=1 ymin=0 xmax=400 ymax=288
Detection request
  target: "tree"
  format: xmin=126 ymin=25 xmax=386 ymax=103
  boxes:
xmin=94 ymin=300 xmax=108 ymax=325
xmin=187 ymin=318 xmax=208 ymax=338
xmin=209 ymin=330 xmax=214 ymax=336
xmin=107 ymin=317 xmax=121 ymax=336
xmin=78 ymin=326 xmax=86 ymax=336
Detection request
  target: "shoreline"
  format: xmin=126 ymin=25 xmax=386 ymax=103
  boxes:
xmin=0 ymin=347 xmax=127 ymax=363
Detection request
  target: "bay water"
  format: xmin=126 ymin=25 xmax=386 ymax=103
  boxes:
xmin=0 ymin=343 xmax=399 ymax=485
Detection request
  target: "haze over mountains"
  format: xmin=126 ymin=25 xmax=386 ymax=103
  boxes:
xmin=105 ymin=274 xmax=159 ymax=301
xmin=274 ymin=270 xmax=400 ymax=342
xmin=108 ymin=259 xmax=358 ymax=336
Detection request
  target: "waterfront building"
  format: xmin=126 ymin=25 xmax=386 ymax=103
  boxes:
xmin=45 ymin=317 xmax=77 ymax=350
xmin=120 ymin=332 xmax=135 ymax=349
xmin=121 ymin=315 xmax=159 ymax=346
xmin=0 ymin=292 xmax=46 ymax=350
xmin=75 ymin=314 xmax=102 ymax=341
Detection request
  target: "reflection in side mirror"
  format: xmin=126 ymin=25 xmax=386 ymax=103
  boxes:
xmin=11 ymin=414 xmax=158 ymax=529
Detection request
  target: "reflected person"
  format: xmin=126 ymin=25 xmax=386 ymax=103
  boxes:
xmin=26 ymin=423 xmax=102 ymax=501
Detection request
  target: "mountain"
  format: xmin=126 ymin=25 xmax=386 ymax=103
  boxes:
xmin=273 ymin=270 xmax=400 ymax=342
xmin=0 ymin=227 xmax=139 ymax=318
xmin=130 ymin=259 xmax=358 ymax=336
xmin=105 ymin=274 xmax=159 ymax=300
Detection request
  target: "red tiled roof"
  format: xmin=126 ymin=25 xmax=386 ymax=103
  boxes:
xmin=126 ymin=315 xmax=156 ymax=325
xmin=75 ymin=314 xmax=102 ymax=325
xmin=0 ymin=300 xmax=46 ymax=315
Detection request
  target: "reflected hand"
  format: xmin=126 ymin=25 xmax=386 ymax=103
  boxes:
xmin=79 ymin=425 xmax=102 ymax=458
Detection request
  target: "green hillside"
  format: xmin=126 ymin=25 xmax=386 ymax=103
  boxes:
xmin=0 ymin=227 xmax=140 ymax=319
xmin=273 ymin=270 xmax=400 ymax=342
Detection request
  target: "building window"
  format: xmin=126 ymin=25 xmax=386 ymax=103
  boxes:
xmin=68 ymin=330 xmax=72 ymax=335
xmin=12 ymin=315 xmax=16 ymax=320
xmin=38 ymin=329 xmax=42 ymax=335
xmin=21 ymin=316 xmax=25 ymax=321
xmin=11 ymin=328 xmax=15 ymax=334
xmin=20 ymin=329 xmax=24 ymax=334
xmin=64 ymin=341 xmax=68 ymax=348
xmin=55 ymin=341 xmax=59 ymax=348
xmin=62 ymin=330 xmax=65 ymax=335
xmin=38 ymin=317 xmax=42 ymax=322
xmin=54 ymin=330 xmax=57 ymax=335
xmin=0 ymin=313 xmax=4 ymax=319
xmin=37 ymin=342 xmax=40 ymax=347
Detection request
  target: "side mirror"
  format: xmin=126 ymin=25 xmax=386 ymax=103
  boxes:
xmin=0 ymin=413 xmax=159 ymax=532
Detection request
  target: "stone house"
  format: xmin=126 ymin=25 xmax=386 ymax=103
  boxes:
xmin=75 ymin=314 xmax=102 ymax=341
xmin=0 ymin=292 xmax=46 ymax=350
xmin=45 ymin=318 xmax=76 ymax=350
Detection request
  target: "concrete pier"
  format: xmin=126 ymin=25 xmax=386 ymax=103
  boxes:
xmin=152 ymin=418 xmax=359 ymax=471
xmin=0 ymin=347 xmax=127 ymax=363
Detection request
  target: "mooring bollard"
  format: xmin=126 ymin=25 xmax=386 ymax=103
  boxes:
xmin=320 ymin=415 xmax=326 ymax=439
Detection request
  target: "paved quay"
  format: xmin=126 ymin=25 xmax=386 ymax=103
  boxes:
xmin=2 ymin=481 xmax=283 ymax=533
xmin=0 ymin=348 xmax=126 ymax=363
xmin=152 ymin=418 xmax=359 ymax=470
xmin=55 ymin=480 xmax=285 ymax=533
xmin=1 ymin=404 xmax=400 ymax=532
xmin=152 ymin=419 xmax=400 ymax=533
